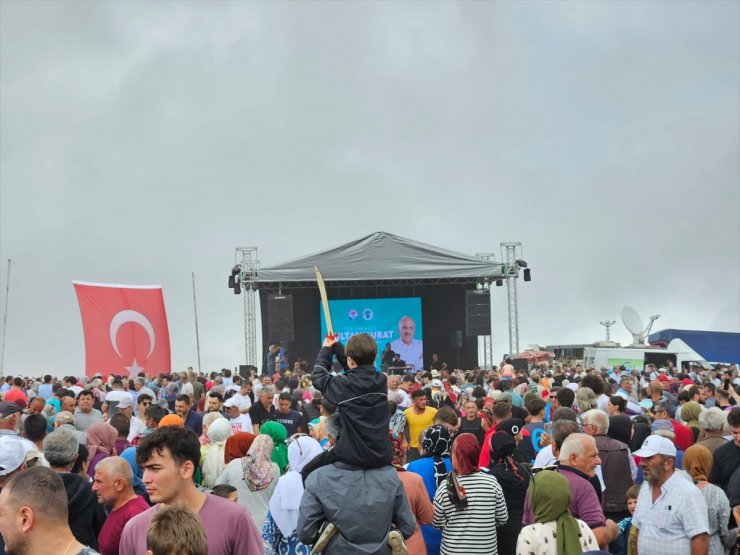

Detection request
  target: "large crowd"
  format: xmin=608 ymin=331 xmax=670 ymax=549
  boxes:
xmin=0 ymin=337 xmax=739 ymax=555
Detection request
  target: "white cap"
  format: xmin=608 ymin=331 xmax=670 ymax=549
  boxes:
xmin=633 ymin=435 xmax=677 ymax=458
xmin=117 ymin=395 xmax=134 ymax=409
xmin=0 ymin=436 xmax=27 ymax=476
xmin=431 ymin=379 xmax=443 ymax=388
xmin=223 ymin=397 xmax=240 ymax=408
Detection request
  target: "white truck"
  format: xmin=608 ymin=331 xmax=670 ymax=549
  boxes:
xmin=582 ymin=341 xmax=706 ymax=372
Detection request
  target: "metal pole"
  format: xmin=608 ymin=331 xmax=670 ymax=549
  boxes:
xmin=0 ymin=259 xmax=10 ymax=378
xmin=191 ymin=273 xmax=201 ymax=373
xmin=501 ymin=242 xmax=521 ymax=356
xmin=243 ymin=291 xmax=249 ymax=365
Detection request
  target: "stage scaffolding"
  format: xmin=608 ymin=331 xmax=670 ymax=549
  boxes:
xmin=235 ymin=247 xmax=259 ymax=367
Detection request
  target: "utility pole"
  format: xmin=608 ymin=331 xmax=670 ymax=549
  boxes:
xmin=0 ymin=259 xmax=10 ymax=378
xmin=600 ymin=320 xmax=616 ymax=342
xmin=192 ymin=273 xmax=201 ymax=373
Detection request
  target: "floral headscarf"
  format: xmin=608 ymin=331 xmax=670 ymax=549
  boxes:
xmin=389 ymin=432 xmax=406 ymax=470
xmin=241 ymin=434 xmax=277 ymax=491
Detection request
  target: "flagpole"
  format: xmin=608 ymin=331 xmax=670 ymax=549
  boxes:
xmin=0 ymin=259 xmax=11 ymax=379
xmin=192 ymin=272 xmax=201 ymax=373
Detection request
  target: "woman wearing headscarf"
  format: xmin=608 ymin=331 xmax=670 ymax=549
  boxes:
xmin=432 ymin=433 xmax=508 ymax=554
xmin=681 ymin=401 xmax=703 ymax=442
xmin=260 ymin=420 xmax=289 ymax=474
xmin=86 ymin=422 xmax=118 ymax=478
xmin=119 ymin=446 xmax=150 ymax=503
xmin=390 ymin=433 xmax=433 ymax=555
xmin=608 ymin=414 xmax=639 ymax=482
xmin=407 ymin=425 xmax=452 ymax=555
xmin=516 ymin=470 xmax=599 ymax=555
xmin=683 ymin=444 xmax=735 ymax=555
xmin=215 ymin=434 xmax=280 ymax=529
xmin=488 ymin=431 xmax=531 ymax=555
xmin=628 ymin=420 xmax=651 ymax=454
xmin=225 ymin=432 xmax=256 ymax=464
xmin=261 ymin=435 xmax=323 ymax=555
xmin=201 ymin=417 xmax=232 ymax=488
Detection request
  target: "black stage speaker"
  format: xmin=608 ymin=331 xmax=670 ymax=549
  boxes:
xmin=268 ymin=294 xmax=294 ymax=342
xmin=450 ymin=329 xmax=463 ymax=349
xmin=465 ymin=290 xmax=491 ymax=336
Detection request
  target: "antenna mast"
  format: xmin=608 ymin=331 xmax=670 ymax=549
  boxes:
xmin=600 ymin=320 xmax=616 ymax=342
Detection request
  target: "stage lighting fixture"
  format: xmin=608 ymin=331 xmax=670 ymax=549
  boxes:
xmin=228 ymin=275 xmax=236 ymax=288
xmin=495 ymin=279 xmax=503 ymax=287
xmin=231 ymin=265 xmax=241 ymax=276
xmin=233 ymin=282 xmax=241 ymax=294
xmin=515 ymin=259 xmax=528 ymax=268
xmin=523 ymin=268 xmax=531 ymax=281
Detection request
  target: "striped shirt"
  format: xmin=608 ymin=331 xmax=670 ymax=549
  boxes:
xmin=432 ymin=472 xmax=508 ymax=555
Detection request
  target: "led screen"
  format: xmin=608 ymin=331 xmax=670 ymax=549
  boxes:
xmin=320 ymin=297 xmax=423 ymax=370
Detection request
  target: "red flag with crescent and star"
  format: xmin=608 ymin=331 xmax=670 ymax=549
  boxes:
xmin=73 ymin=281 xmax=171 ymax=378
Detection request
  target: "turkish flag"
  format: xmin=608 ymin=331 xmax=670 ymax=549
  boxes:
xmin=73 ymin=282 xmax=171 ymax=378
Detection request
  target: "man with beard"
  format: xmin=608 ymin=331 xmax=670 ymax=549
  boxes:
xmin=632 ymin=435 xmax=709 ymax=555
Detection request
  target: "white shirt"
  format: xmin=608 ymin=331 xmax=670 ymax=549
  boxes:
xmin=128 ymin=417 xmax=146 ymax=442
xmin=180 ymin=382 xmax=194 ymax=397
xmin=390 ymin=339 xmax=424 ymax=371
xmin=229 ymin=392 xmax=252 ymax=411
xmin=229 ymin=413 xmax=253 ymax=435
xmin=632 ymin=471 xmax=710 ymax=555
xmin=397 ymin=389 xmax=412 ymax=410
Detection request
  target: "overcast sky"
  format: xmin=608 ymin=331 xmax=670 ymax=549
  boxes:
xmin=1 ymin=0 xmax=738 ymax=377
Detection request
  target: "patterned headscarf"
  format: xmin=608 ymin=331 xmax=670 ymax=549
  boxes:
xmin=389 ymin=432 xmax=406 ymax=470
xmin=421 ymin=425 xmax=451 ymax=488
xmin=241 ymin=434 xmax=277 ymax=491
xmin=259 ymin=421 xmax=289 ymax=474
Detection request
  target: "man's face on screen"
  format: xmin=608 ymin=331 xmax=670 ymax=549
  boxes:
xmin=399 ymin=317 xmax=415 ymax=345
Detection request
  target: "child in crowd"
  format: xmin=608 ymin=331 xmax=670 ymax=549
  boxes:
xmin=615 ymin=484 xmax=640 ymax=555
xmin=311 ymin=334 xmax=392 ymax=469
xmin=211 ymin=484 xmax=239 ymax=503
xmin=145 ymin=505 xmax=208 ymax=555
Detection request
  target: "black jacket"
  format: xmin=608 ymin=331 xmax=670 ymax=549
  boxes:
xmin=60 ymin=472 xmax=106 ymax=550
xmin=312 ymin=346 xmax=391 ymax=468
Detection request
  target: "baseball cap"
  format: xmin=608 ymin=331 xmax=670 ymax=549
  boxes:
xmin=651 ymin=419 xmax=674 ymax=433
xmin=633 ymin=435 xmax=677 ymax=458
xmin=681 ymin=378 xmax=694 ymax=386
xmin=0 ymin=401 xmax=21 ymax=418
xmin=0 ymin=436 xmax=27 ymax=476
xmin=223 ymin=397 xmax=239 ymax=408
xmin=657 ymin=375 xmax=670 ymax=383
xmin=431 ymin=379 xmax=443 ymax=388
xmin=117 ymin=395 xmax=134 ymax=409
xmin=497 ymin=418 xmax=525 ymax=437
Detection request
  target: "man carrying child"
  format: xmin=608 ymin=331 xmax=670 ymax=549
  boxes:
xmin=299 ymin=334 xmax=415 ymax=554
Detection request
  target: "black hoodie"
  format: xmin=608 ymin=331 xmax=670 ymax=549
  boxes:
xmin=59 ymin=472 xmax=106 ymax=550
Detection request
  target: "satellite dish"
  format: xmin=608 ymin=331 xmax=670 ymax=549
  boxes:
xmin=621 ymin=306 xmax=661 ymax=346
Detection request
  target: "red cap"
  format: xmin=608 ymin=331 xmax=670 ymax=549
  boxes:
xmin=681 ymin=378 xmax=694 ymax=386
xmin=657 ymin=375 xmax=670 ymax=383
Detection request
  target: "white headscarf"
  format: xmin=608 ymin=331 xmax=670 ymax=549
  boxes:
xmin=269 ymin=435 xmax=322 ymax=537
xmin=201 ymin=418 xmax=232 ymax=488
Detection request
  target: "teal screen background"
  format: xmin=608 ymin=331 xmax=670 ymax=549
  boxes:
xmin=320 ymin=297 xmax=423 ymax=368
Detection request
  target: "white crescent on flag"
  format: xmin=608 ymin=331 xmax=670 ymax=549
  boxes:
xmin=109 ymin=309 xmax=156 ymax=359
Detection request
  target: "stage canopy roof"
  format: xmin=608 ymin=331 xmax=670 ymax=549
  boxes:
xmin=255 ymin=231 xmax=505 ymax=287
